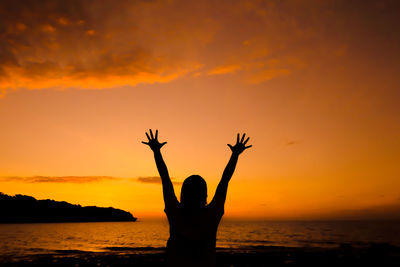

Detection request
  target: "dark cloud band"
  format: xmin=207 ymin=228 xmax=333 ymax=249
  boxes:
xmin=0 ymin=175 xmax=182 ymax=185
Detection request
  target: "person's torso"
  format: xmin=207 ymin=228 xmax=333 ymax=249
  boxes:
xmin=165 ymin=205 xmax=223 ymax=267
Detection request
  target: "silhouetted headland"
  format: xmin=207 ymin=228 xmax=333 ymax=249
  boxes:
xmin=0 ymin=192 xmax=136 ymax=223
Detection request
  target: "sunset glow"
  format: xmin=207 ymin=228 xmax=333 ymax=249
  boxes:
xmin=1 ymin=0 xmax=399 ymax=220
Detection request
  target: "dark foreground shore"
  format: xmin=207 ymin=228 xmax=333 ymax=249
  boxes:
xmin=1 ymin=244 xmax=400 ymax=267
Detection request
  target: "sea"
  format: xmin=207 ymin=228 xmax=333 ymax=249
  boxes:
xmin=1 ymin=219 xmax=399 ymax=257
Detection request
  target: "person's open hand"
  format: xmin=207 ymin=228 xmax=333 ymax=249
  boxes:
xmin=228 ymin=133 xmax=252 ymax=155
xmin=142 ymin=129 xmax=167 ymax=152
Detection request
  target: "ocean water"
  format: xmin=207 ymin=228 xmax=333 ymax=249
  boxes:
xmin=0 ymin=219 xmax=399 ymax=257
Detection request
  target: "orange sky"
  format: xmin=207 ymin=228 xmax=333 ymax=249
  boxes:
xmin=1 ymin=0 xmax=400 ymax=220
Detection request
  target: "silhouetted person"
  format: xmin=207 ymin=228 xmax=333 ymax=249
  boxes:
xmin=142 ymin=129 xmax=251 ymax=267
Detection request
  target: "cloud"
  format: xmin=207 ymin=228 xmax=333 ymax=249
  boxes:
xmin=0 ymin=0 xmax=316 ymax=96
xmin=332 ymin=203 xmax=400 ymax=220
xmin=0 ymin=0 xmax=203 ymax=96
xmin=208 ymin=64 xmax=241 ymax=75
xmin=0 ymin=176 xmax=118 ymax=183
xmin=135 ymin=176 xmax=183 ymax=185
xmin=285 ymin=140 xmax=301 ymax=146
xmin=1 ymin=0 xmax=398 ymax=96
xmin=0 ymin=175 xmax=183 ymax=185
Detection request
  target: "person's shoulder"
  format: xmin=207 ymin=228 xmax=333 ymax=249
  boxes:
xmin=164 ymin=201 xmax=181 ymax=215
xmin=207 ymin=196 xmax=225 ymax=215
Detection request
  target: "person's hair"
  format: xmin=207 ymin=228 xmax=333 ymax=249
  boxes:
xmin=180 ymin=175 xmax=207 ymax=212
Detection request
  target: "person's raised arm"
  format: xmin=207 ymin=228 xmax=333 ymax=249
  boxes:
xmin=212 ymin=133 xmax=252 ymax=205
xmin=142 ymin=129 xmax=178 ymax=208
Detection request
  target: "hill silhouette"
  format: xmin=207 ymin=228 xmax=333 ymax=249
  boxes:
xmin=0 ymin=192 xmax=136 ymax=223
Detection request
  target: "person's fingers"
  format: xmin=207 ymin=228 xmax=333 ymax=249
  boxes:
xmin=245 ymin=145 xmax=252 ymax=149
xmin=160 ymin=142 xmax=167 ymax=147
xmin=236 ymin=133 xmax=240 ymax=144
xmin=149 ymin=129 xmax=154 ymax=139
xmin=155 ymin=129 xmax=158 ymax=140
xmin=243 ymin=137 xmax=250 ymax=145
xmin=241 ymin=133 xmax=246 ymax=143
xmin=142 ymin=141 xmax=149 ymax=145
xmin=228 ymin=144 xmax=233 ymax=149
xmin=145 ymin=132 xmax=151 ymax=141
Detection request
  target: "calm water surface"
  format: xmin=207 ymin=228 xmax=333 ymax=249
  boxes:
xmin=1 ymin=220 xmax=399 ymax=256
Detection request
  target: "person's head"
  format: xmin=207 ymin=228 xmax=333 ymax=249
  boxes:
xmin=180 ymin=175 xmax=207 ymax=211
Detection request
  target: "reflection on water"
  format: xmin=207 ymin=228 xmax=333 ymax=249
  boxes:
xmin=0 ymin=220 xmax=168 ymax=256
xmin=1 ymin=220 xmax=399 ymax=256
xmin=218 ymin=220 xmax=400 ymax=248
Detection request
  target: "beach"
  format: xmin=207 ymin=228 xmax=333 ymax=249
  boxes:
xmin=2 ymin=244 xmax=400 ymax=266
